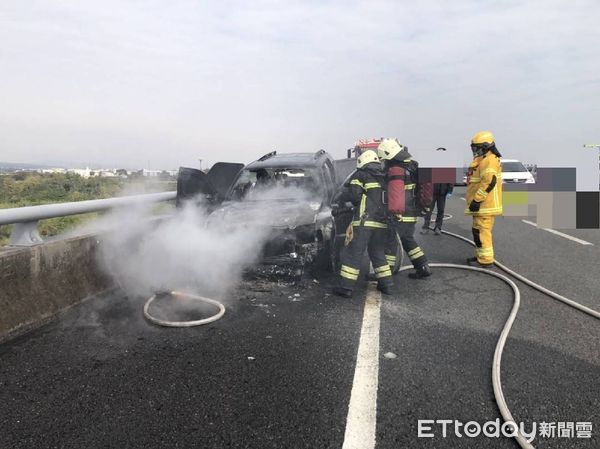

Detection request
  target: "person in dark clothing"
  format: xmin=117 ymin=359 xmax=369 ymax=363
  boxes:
xmin=377 ymin=138 xmax=433 ymax=279
xmin=332 ymin=150 xmax=394 ymax=298
xmin=422 ymin=183 xmax=454 ymax=235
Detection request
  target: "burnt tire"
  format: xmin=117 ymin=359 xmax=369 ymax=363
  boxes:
xmin=330 ymin=235 xmax=346 ymax=274
xmin=315 ymin=236 xmax=337 ymax=273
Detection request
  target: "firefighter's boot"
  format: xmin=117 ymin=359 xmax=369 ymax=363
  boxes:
xmin=376 ymin=282 xmax=394 ymax=295
xmin=408 ymin=264 xmax=432 ymax=279
xmin=466 ymin=257 xmax=493 ymax=269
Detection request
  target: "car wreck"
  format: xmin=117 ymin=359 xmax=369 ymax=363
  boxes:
xmin=177 ymin=150 xmax=354 ymax=278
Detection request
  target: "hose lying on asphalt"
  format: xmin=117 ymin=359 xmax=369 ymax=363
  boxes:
xmin=398 ymin=263 xmax=533 ymax=448
xmin=440 ymin=228 xmax=600 ymax=320
xmin=144 ymin=290 xmax=225 ymax=327
xmin=403 ymin=225 xmax=599 ymax=449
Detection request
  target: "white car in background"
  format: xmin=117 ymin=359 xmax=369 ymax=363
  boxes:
xmin=500 ymin=159 xmax=536 ymax=184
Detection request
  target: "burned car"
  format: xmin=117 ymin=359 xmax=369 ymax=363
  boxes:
xmin=177 ymin=150 xmax=341 ymax=277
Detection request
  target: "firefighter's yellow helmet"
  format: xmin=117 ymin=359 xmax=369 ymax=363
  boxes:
xmin=377 ymin=138 xmax=402 ymax=160
xmin=471 ymin=131 xmax=495 ymax=146
xmin=357 ymin=150 xmax=380 ymax=168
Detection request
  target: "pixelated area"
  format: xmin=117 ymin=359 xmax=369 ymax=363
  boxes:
xmin=427 ymin=167 xmax=600 ymax=229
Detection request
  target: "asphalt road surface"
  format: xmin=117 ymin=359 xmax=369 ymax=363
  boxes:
xmin=1 ymin=192 xmax=598 ymax=449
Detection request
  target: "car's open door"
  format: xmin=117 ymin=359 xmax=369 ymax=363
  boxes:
xmin=333 ymin=158 xmax=357 ymax=187
xmin=176 ymin=163 xmax=244 ymax=207
xmin=206 ymin=162 xmax=245 ymax=199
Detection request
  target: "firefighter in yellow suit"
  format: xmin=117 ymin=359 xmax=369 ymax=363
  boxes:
xmin=465 ymin=131 xmax=503 ymax=267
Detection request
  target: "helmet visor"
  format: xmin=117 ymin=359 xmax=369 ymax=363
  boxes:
xmin=471 ymin=144 xmax=486 ymax=157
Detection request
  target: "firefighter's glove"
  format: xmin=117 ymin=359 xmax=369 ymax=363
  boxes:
xmin=420 ymin=206 xmax=431 ymax=217
xmin=344 ymin=224 xmax=354 ymax=246
xmin=469 ymin=200 xmax=481 ymax=212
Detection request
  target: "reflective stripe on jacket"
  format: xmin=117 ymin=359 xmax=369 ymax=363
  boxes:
xmin=341 ymin=164 xmax=387 ymax=228
xmin=465 ymin=152 xmax=503 ymax=216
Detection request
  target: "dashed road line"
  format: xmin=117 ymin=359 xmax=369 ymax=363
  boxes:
xmin=342 ymin=285 xmax=381 ymax=449
xmin=522 ymin=220 xmax=593 ymax=246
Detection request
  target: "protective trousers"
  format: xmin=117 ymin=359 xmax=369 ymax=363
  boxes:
xmin=386 ymin=221 xmax=428 ymax=269
xmin=339 ymin=225 xmax=393 ymax=291
xmin=472 ymin=215 xmax=495 ymax=264
xmin=423 ymin=195 xmax=447 ymax=230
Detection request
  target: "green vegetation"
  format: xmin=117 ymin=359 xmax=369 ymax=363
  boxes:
xmin=1 ymin=172 xmax=124 ymax=207
xmin=0 ymin=172 xmax=143 ymax=245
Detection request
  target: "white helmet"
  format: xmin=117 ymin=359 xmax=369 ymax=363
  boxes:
xmin=377 ymin=138 xmax=403 ymax=160
xmin=357 ymin=150 xmax=380 ymax=168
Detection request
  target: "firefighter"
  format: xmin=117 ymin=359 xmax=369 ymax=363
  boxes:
xmin=378 ymin=139 xmax=433 ymax=279
xmin=421 ymin=182 xmax=454 ymax=235
xmin=333 ymin=150 xmax=394 ymax=298
xmin=465 ymin=131 xmax=503 ymax=267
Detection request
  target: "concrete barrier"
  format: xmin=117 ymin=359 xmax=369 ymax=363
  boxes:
xmin=0 ymin=235 xmax=113 ymax=341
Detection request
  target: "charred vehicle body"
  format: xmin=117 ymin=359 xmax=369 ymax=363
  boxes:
xmin=177 ymin=150 xmax=349 ymax=277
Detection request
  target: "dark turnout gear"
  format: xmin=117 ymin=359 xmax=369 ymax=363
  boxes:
xmin=339 ymin=164 xmax=388 ymax=228
xmin=423 ymin=183 xmax=454 ymax=231
xmin=336 ymin=162 xmax=393 ymax=294
xmin=385 ymin=222 xmax=428 ymax=270
xmin=383 ymin=149 xmax=432 ymax=222
xmin=382 ymin=149 xmax=431 ymax=276
xmin=339 ymin=226 xmax=393 ymax=291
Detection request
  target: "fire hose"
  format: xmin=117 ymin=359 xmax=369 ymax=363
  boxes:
xmin=406 ymin=222 xmax=599 ymax=449
xmin=143 ymin=291 xmax=225 ymax=327
xmin=141 ymin=212 xmax=598 ymax=447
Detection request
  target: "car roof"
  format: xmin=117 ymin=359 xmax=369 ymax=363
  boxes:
xmin=245 ymin=151 xmax=332 ymax=170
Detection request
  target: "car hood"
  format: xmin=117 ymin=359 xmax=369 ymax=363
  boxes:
xmin=207 ymin=199 xmax=323 ymax=229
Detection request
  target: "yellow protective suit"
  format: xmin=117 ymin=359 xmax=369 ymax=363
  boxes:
xmin=464 ymin=152 xmax=503 ymax=264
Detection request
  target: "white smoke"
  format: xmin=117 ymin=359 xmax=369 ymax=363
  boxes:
xmin=96 ymin=184 xmax=322 ymax=300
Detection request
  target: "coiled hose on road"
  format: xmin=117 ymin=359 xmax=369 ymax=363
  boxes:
xmin=144 ymin=291 xmax=225 ymax=327
xmin=408 ymin=224 xmax=600 ymax=449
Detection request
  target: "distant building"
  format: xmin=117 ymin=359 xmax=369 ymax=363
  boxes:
xmin=68 ymin=168 xmax=92 ymax=178
xmin=141 ymin=169 xmax=162 ymax=177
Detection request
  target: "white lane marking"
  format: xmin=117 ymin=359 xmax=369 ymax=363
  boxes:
xmin=460 ymin=197 xmax=466 ymax=201
xmin=342 ymin=286 xmax=381 ymax=449
xmin=521 ymin=220 xmax=594 ymax=246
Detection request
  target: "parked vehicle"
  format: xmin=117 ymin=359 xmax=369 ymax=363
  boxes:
xmin=501 ymin=159 xmax=536 ymax=184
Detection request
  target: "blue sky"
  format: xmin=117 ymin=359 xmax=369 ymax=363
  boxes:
xmin=1 ymin=0 xmax=599 ymax=173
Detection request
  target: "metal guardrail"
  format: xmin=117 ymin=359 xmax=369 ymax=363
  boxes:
xmin=0 ymin=191 xmax=176 ymax=247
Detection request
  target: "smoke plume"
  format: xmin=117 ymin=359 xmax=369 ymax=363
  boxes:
xmin=96 ymin=185 xmax=319 ymax=300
